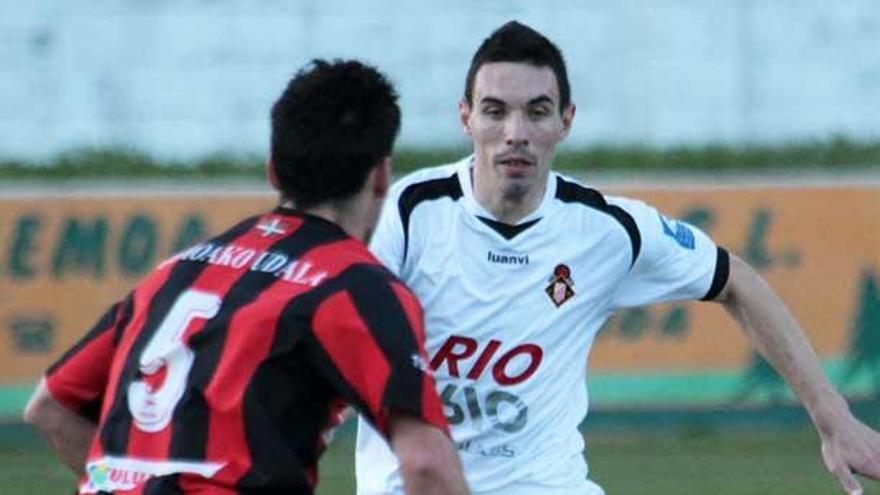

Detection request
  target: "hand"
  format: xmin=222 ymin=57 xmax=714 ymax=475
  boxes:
xmin=819 ymin=414 xmax=880 ymax=495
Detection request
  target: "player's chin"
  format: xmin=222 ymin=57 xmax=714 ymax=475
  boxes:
xmin=499 ymin=163 xmax=533 ymax=179
xmin=499 ymin=175 xmax=535 ymax=198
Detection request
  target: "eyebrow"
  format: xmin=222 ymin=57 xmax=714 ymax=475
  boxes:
xmin=478 ymin=95 xmax=555 ymax=106
xmin=479 ymin=97 xmax=506 ymax=106
xmin=527 ymin=96 xmax=554 ymax=106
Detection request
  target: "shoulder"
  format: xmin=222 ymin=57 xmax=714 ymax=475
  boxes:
xmin=387 ymin=159 xmax=466 ymax=234
xmin=554 ymin=172 xmax=662 ymax=216
xmin=552 ymin=173 xmax=643 ymax=230
xmin=390 ymin=159 xmax=464 ymax=207
xmin=325 ymin=239 xmax=398 ymax=282
xmin=552 ymin=172 xmax=644 ymax=264
xmin=338 ymin=260 xmax=397 ymax=287
xmin=330 ymin=261 xmax=421 ymax=317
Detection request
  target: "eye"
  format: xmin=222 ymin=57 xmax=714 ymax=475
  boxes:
xmin=481 ymin=106 xmax=504 ymax=119
xmin=528 ymin=106 xmax=551 ymax=119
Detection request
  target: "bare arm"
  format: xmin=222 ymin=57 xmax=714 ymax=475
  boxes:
xmin=23 ymin=378 xmax=97 ymax=474
xmin=388 ymin=412 xmax=470 ymax=495
xmin=716 ymin=254 xmax=880 ymax=495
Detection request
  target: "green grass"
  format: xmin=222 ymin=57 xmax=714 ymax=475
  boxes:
xmin=586 ymin=428 xmax=842 ymax=494
xmin=1 ymin=137 xmax=879 ymax=180
xmin=0 ymin=423 xmax=83 ymax=493
xmin=5 ymin=422 xmax=874 ymax=495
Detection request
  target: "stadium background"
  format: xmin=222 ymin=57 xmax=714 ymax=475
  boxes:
xmin=2 ymin=1 xmax=879 ymax=493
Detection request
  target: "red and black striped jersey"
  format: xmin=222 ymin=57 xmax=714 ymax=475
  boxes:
xmin=44 ymin=207 xmax=447 ymax=495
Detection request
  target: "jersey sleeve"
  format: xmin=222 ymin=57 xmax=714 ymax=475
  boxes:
xmin=306 ymin=266 xmax=447 ymax=439
xmin=610 ymin=197 xmax=730 ymax=308
xmin=44 ymin=294 xmax=134 ymax=421
xmin=368 ymin=183 xmax=407 ymax=276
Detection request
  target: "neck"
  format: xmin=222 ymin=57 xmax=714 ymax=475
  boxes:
xmin=281 ymin=198 xmax=370 ymax=242
xmin=471 ymin=165 xmax=547 ymax=225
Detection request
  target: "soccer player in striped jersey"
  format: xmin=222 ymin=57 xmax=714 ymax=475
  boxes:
xmin=354 ymin=21 xmax=880 ymax=495
xmin=24 ymin=59 xmax=469 ymax=495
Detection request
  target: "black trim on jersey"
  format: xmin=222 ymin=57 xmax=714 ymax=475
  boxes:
xmin=99 ymin=215 xmax=261 ymax=456
xmin=398 ymin=173 xmax=462 ymax=262
xmin=476 ymin=216 xmax=542 ymax=240
xmin=555 ymin=176 xmax=642 ymax=267
xmin=168 ymin=215 xmax=350 ymax=462
xmin=701 ymin=247 xmax=731 ymax=301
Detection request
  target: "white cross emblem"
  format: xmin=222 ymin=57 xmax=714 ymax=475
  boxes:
xmin=256 ymin=218 xmax=286 ymax=237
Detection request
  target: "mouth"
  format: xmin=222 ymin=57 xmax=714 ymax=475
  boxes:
xmin=497 ymin=156 xmax=535 ymax=171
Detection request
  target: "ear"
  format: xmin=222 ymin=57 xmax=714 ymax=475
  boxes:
xmin=559 ymin=103 xmax=576 ymax=140
xmin=459 ymin=98 xmax=473 ymax=137
xmin=266 ymin=158 xmax=281 ymax=191
xmin=371 ymin=156 xmax=392 ymax=198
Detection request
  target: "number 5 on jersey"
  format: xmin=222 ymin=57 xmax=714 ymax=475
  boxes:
xmin=127 ymin=290 xmax=222 ymax=432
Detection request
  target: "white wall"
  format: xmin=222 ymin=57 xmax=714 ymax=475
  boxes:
xmin=2 ymin=0 xmax=879 ymax=159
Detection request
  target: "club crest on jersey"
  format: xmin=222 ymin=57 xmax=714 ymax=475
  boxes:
xmin=545 ymin=263 xmax=575 ymax=307
xmin=256 ymin=218 xmax=287 ymax=237
xmin=659 ymin=214 xmax=695 ymax=249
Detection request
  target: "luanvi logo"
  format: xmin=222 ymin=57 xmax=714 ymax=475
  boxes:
xmin=487 ymin=250 xmax=529 ymax=266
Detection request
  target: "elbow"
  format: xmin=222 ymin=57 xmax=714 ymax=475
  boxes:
xmin=400 ymin=447 xmax=434 ymax=474
xmin=23 ymin=381 xmax=61 ymax=434
xmin=23 ymin=390 xmax=49 ymax=428
xmin=22 ymin=401 xmax=36 ymax=425
xmin=389 ymin=412 xmax=467 ymax=493
xmin=399 ymin=450 xmax=447 ymax=484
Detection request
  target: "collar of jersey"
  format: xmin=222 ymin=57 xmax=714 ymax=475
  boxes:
xmin=455 ymin=155 xmax=558 ymax=228
xmin=271 ymin=205 xmax=350 ymax=236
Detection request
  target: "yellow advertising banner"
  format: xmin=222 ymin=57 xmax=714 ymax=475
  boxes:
xmin=0 ymin=192 xmax=273 ymax=383
xmin=1 ymin=185 xmax=878 ymax=409
xmin=592 ymin=186 xmax=879 ymax=369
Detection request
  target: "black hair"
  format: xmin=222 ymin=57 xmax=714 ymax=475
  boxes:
xmin=464 ymin=21 xmax=570 ymax=113
xmin=270 ymin=59 xmax=400 ymax=209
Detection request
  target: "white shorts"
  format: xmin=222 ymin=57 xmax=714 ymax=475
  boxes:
xmin=357 ymin=452 xmax=606 ymax=495
xmin=475 ymin=477 xmax=605 ymax=495
xmin=358 ymin=480 xmax=603 ymax=495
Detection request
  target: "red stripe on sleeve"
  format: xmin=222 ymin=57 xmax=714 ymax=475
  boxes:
xmin=311 ymin=290 xmax=392 ymax=433
xmin=45 ymin=322 xmax=117 ymax=413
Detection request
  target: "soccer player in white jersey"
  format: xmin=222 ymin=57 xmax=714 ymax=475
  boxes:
xmin=357 ymin=21 xmax=880 ymax=495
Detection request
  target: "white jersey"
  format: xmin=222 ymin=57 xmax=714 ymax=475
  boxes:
xmin=356 ymin=157 xmax=729 ymax=494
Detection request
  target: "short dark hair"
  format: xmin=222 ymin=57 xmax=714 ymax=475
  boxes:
xmin=270 ymin=59 xmax=400 ymax=209
xmin=464 ymin=21 xmax=570 ymax=113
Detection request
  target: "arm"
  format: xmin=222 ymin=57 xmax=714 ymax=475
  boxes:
xmin=389 ymin=412 xmax=470 ymax=495
xmin=716 ymin=254 xmax=880 ymax=495
xmin=26 ymin=296 xmax=132 ymax=474
xmin=23 ymin=378 xmax=97 ymax=474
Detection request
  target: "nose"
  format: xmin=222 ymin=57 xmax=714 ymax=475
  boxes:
xmin=504 ymin=112 xmax=529 ymax=148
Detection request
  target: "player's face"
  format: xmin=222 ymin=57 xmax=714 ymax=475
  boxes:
xmin=461 ymin=62 xmax=574 ymax=200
